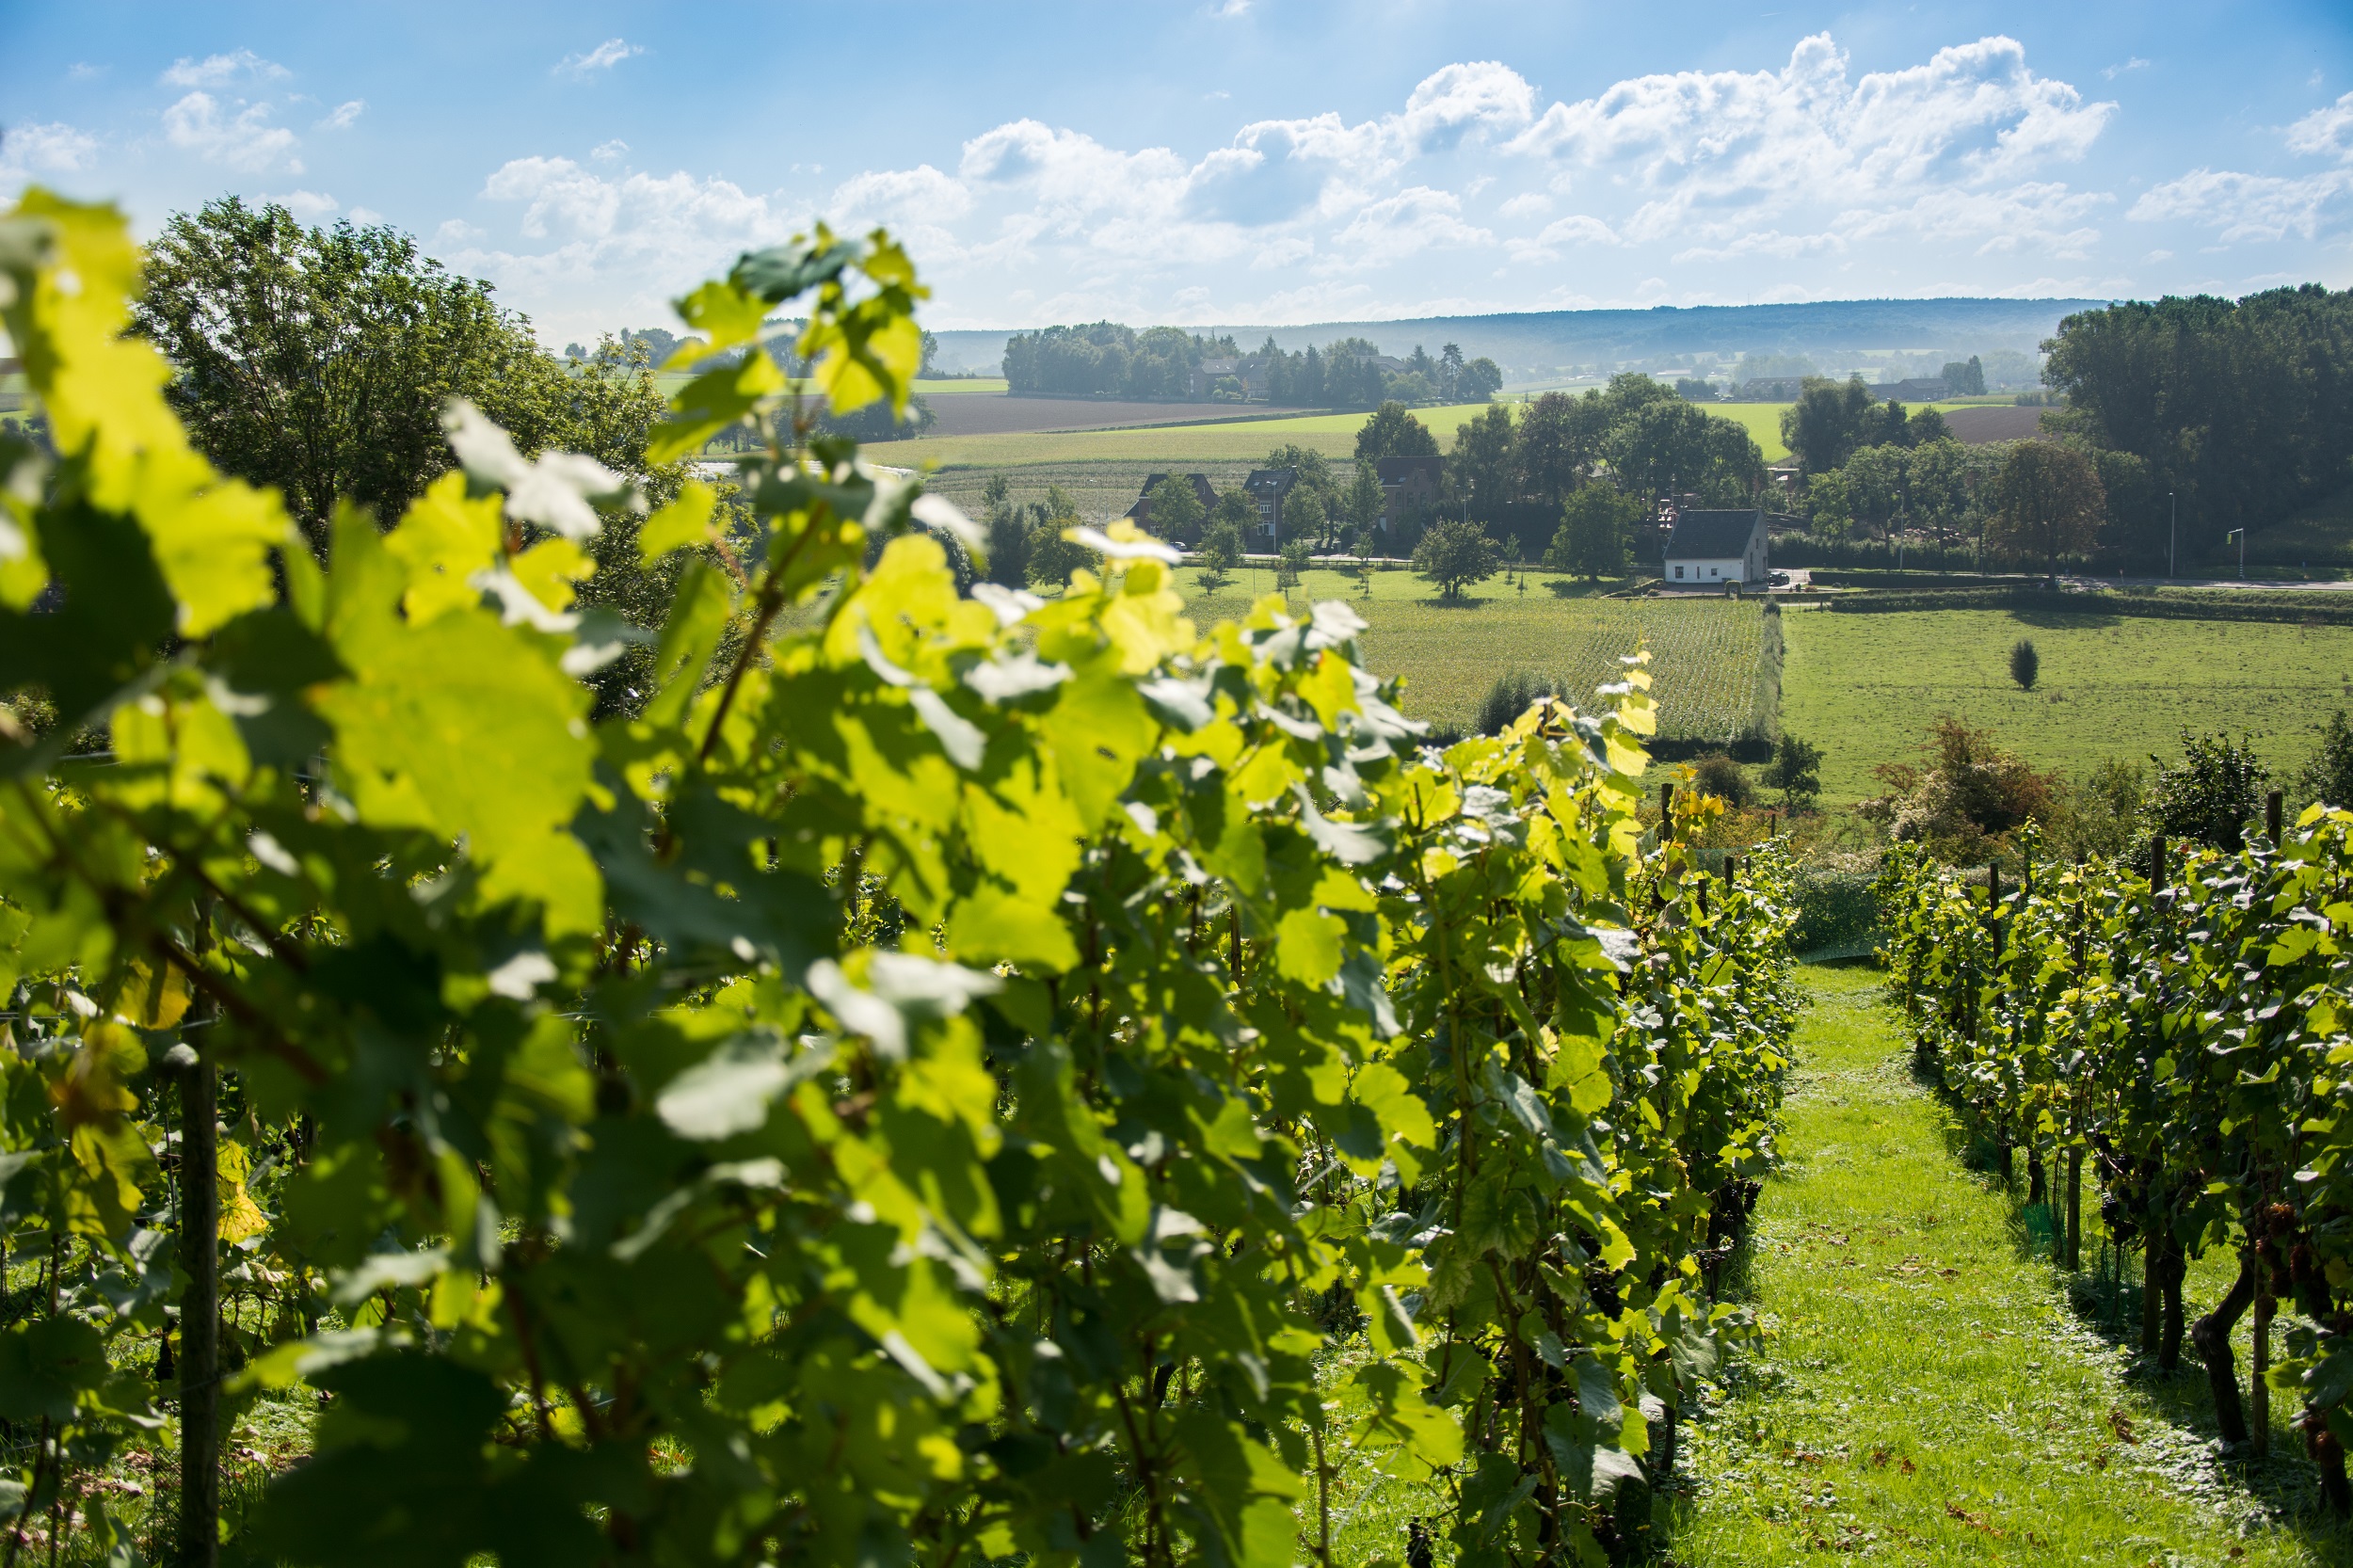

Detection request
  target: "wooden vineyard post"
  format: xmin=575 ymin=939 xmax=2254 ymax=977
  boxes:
xmin=1659 ymin=782 xmax=1674 ymax=840
xmin=2141 ymin=833 xmax=2167 ymax=1363
xmin=2066 ymin=907 xmax=2087 ymax=1272
xmin=172 ymin=1044 xmax=219 ymax=1568
xmin=2251 ymin=791 xmax=2283 ymax=1455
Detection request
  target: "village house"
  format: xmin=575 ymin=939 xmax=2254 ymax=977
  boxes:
xmin=1243 ymin=467 xmax=1297 ymax=544
xmin=1375 ymin=455 xmax=1441 ymax=530
xmin=1131 ymin=472 xmax=1216 ymax=534
xmin=1662 ymin=507 xmax=1768 ymax=588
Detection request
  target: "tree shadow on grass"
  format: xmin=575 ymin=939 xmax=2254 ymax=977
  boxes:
xmin=1415 ymin=594 xmax=1495 ymax=609
xmin=2005 ymin=606 xmax=2122 ymax=631
xmin=1908 ymin=1056 xmax=2353 ymax=1550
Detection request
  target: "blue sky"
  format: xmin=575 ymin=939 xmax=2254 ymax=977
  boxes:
xmin=5 ymin=1 xmax=2350 ymax=346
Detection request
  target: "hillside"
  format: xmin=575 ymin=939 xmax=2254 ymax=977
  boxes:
xmin=925 ymin=296 xmax=2104 ymax=380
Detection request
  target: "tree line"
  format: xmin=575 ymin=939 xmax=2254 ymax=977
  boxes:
xmin=999 ymin=322 xmax=1501 ymax=408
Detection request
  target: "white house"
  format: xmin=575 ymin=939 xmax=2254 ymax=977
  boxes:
xmin=1663 ymin=508 xmax=1768 ymax=588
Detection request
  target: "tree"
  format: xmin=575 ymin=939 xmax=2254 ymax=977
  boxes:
xmin=1858 ymin=717 xmax=2065 ymax=857
xmin=1210 ymin=485 xmax=1259 ymax=545
xmin=1606 ymin=399 xmax=1765 ymax=505
xmin=1942 ymin=356 xmax=1986 ymax=395
xmin=1547 ymin=486 xmax=1637 ymax=580
xmin=1460 ymin=358 xmax=1504 ymax=401
xmin=1344 ymin=461 xmax=1386 ymax=541
xmin=1197 ymin=519 xmax=1241 ymax=586
xmin=1026 ymin=490 xmax=1094 ymax=588
xmin=1675 ymin=378 xmax=1717 ymax=402
xmin=1276 ymin=539 xmax=1310 ymax=588
xmin=1283 ymin=487 xmax=1328 ymax=551
xmin=2297 ymin=710 xmax=2353 ymax=810
xmin=1413 ymin=518 xmax=1501 ymax=600
xmin=1448 ymin=403 xmax=1518 ymax=522
xmin=1987 ymin=442 xmax=2105 ymax=574
xmin=1354 ymin=401 xmax=1438 ymax=460
xmin=135 ymin=197 xmax=666 ymax=553
xmin=1837 ymin=444 xmax=1910 ymax=535
xmin=1143 ymin=474 xmax=1205 ymax=545
xmin=981 ymin=476 xmax=1031 ymax=587
xmin=1515 ymin=392 xmax=1609 ymax=509
xmin=1764 ymin=733 xmax=1823 ymax=807
xmin=1779 ymin=375 xmax=1878 ymax=475
xmin=2009 ymin=638 xmax=2039 ymax=691
xmin=1689 ymin=754 xmax=1752 ymax=808
xmin=2144 ymin=729 xmax=2269 ymax=850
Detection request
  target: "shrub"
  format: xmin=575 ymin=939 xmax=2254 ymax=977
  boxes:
xmin=2144 ymin=729 xmax=2268 ymax=850
xmin=1414 ymin=517 xmax=1501 ymax=600
xmin=1689 ymin=752 xmax=1752 ymax=808
xmin=1197 ymin=519 xmax=1241 ymax=587
xmin=1476 ymin=670 xmax=1557 ymax=735
xmin=1025 ymin=520 xmax=1095 ymax=588
xmin=2297 ymin=710 xmax=2353 ymax=811
xmin=1276 ymin=539 xmax=1310 ymax=588
xmin=2065 ymin=757 xmax=2146 ymax=860
xmin=1764 ymin=731 xmax=1823 ymax=805
xmin=1859 ymin=716 xmax=2064 ymax=859
xmin=2009 ymin=637 xmax=2039 ymax=690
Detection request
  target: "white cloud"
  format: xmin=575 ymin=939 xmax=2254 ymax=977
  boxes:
xmin=2129 ymin=168 xmax=2352 ymax=242
xmin=349 ymin=206 xmax=384 ymax=224
xmin=1213 ymin=0 xmax=1250 ymax=15
xmin=1508 ymin=34 xmax=2111 ymax=250
xmin=317 ymin=99 xmax=364 ymax=131
xmin=2286 ymin=91 xmax=2353 ymax=163
xmin=1506 ymin=212 xmax=1624 ymax=263
xmin=1326 ymin=186 xmax=1493 ymax=268
xmin=1497 ymin=191 xmax=1551 ymax=219
xmin=278 ymin=189 xmax=339 ymax=218
xmin=163 ymin=91 xmax=301 ymax=173
xmin=0 ymin=122 xmax=100 ymax=180
xmin=161 ymin=49 xmax=288 ymax=88
xmin=592 ymin=139 xmax=629 ymax=162
xmin=66 ymin=62 xmax=104 ymax=82
xmin=557 ymin=39 xmax=642 ymax=77
xmin=2103 ymin=57 xmax=2150 ymax=81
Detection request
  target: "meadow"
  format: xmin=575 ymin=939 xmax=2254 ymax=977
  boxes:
xmin=1779 ymin=602 xmax=2353 ymax=803
xmin=1172 ymin=566 xmax=1773 ymax=741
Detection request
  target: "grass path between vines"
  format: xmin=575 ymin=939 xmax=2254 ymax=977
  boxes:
xmin=1668 ymin=965 xmax=2353 ymax=1567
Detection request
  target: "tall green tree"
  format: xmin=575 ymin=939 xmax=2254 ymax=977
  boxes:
xmin=1413 ymin=517 xmax=1502 ymax=600
xmin=1354 ymin=401 xmax=1438 ymax=460
xmin=1988 ymin=441 xmax=2105 ymax=574
xmin=1344 ymin=460 xmax=1387 ymax=541
xmin=1546 ymin=487 xmax=1638 ymax=580
xmin=135 ymin=198 xmax=663 ymax=553
xmin=1448 ymin=402 xmax=1518 ymax=522
xmin=1142 ymin=474 xmax=1206 ymax=545
xmin=1514 ymin=391 xmax=1610 ymax=509
xmin=1779 ymin=375 xmax=1879 ymax=475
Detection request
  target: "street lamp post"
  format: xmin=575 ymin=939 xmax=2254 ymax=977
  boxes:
xmin=2228 ymin=528 xmax=2246 ymax=581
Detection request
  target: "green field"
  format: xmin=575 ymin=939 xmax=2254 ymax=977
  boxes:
xmin=1168 ymin=566 xmax=1771 ymax=740
xmin=1780 ymin=604 xmax=2353 ymax=803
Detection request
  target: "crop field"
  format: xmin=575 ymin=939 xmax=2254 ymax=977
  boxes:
xmin=1170 ymin=566 xmax=1773 ymax=740
xmin=1780 ymin=603 xmax=2353 ymax=803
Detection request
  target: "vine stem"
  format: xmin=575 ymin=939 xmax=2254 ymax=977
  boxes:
xmin=177 ymin=1047 xmax=220 ymax=1568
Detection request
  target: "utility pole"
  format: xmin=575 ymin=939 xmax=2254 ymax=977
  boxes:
xmin=2168 ymin=491 xmax=2176 ymax=580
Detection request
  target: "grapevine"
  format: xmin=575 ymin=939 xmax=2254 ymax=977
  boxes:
xmin=1879 ymin=808 xmax=2353 ymax=1512
xmin=0 ymin=189 xmax=1800 ymax=1568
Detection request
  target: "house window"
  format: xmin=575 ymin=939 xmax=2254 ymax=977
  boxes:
xmin=1673 ymin=566 xmax=1684 ymax=579
xmin=1709 ymin=567 xmax=1720 ymax=578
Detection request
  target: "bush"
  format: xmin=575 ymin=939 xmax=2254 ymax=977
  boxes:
xmin=1689 ymin=752 xmax=1752 ymax=808
xmin=1764 ymin=731 xmax=1823 ymax=805
xmin=1197 ymin=519 xmax=1241 ymax=587
xmin=1276 ymin=539 xmax=1310 ymax=588
xmin=1413 ymin=518 xmax=1502 ymax=600
xmin=2144 ymin=729 xmax=2268 ymax=850
xmin=1025 ymin=521 xmax=1095 ymax=589
xmin=2065 ymin=757 xmax=2146 ymax=860
xmin=2297 ymin=710 xmax=2353 ymax=811
xmin=2009 ymin=637 xmax=2039 ymax=690
xmin=1476 ymin=670 xmax=1557 ymax=735
xmin=1859 ymin=716 xmax=2064 ymax=859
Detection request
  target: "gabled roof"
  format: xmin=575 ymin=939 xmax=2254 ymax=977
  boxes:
xmin=1375 ymin=456 xmax=1442 ymax=483
xmin=1244 ymin=468 xmax=1297 ymax=490
xmin=1664 ymin=508 xmax=1764 ymax=559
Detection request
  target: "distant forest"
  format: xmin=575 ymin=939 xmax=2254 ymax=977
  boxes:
xmin=1000 ymin=323 xmax=1502 ymax=407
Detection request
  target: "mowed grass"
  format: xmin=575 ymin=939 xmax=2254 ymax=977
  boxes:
xmin=1170 ymin=567 xmax=1769 ymax=740
xmin=1780 ymin=605 xmax=2353 ymax=804
xmin=1672 ymin=966 xmax=2343 ymax=1565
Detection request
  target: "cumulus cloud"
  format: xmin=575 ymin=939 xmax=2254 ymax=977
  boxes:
xmin=278 ymin=189 xmax=339 ymax=218
xmin=591 ymin=139 xmax=629 ymax=162
xmin=2286 ymin=91 xmax=2353 ymax=163
xmin=164 ymin=91 xmax=301 ymax=173
xmin=317 ymin=99 xmax=364 ymax=130
xmin=1506 ymin=34 xmax=2110 ymax=252
xmin=0 ymin=122 xmax=101 ymax=180
xmin=162 ymin=49 xmax=288 ymax=88
xmin=1327 ymin=186 xmax=1493 ymax=268
xmin=557 ymin=39 xmax=642 ymax=76
xmin=2129 ymin=168 xmax=2352 ymax=243
xmin=2128 ymin=89 xmax=2353 ymax=243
